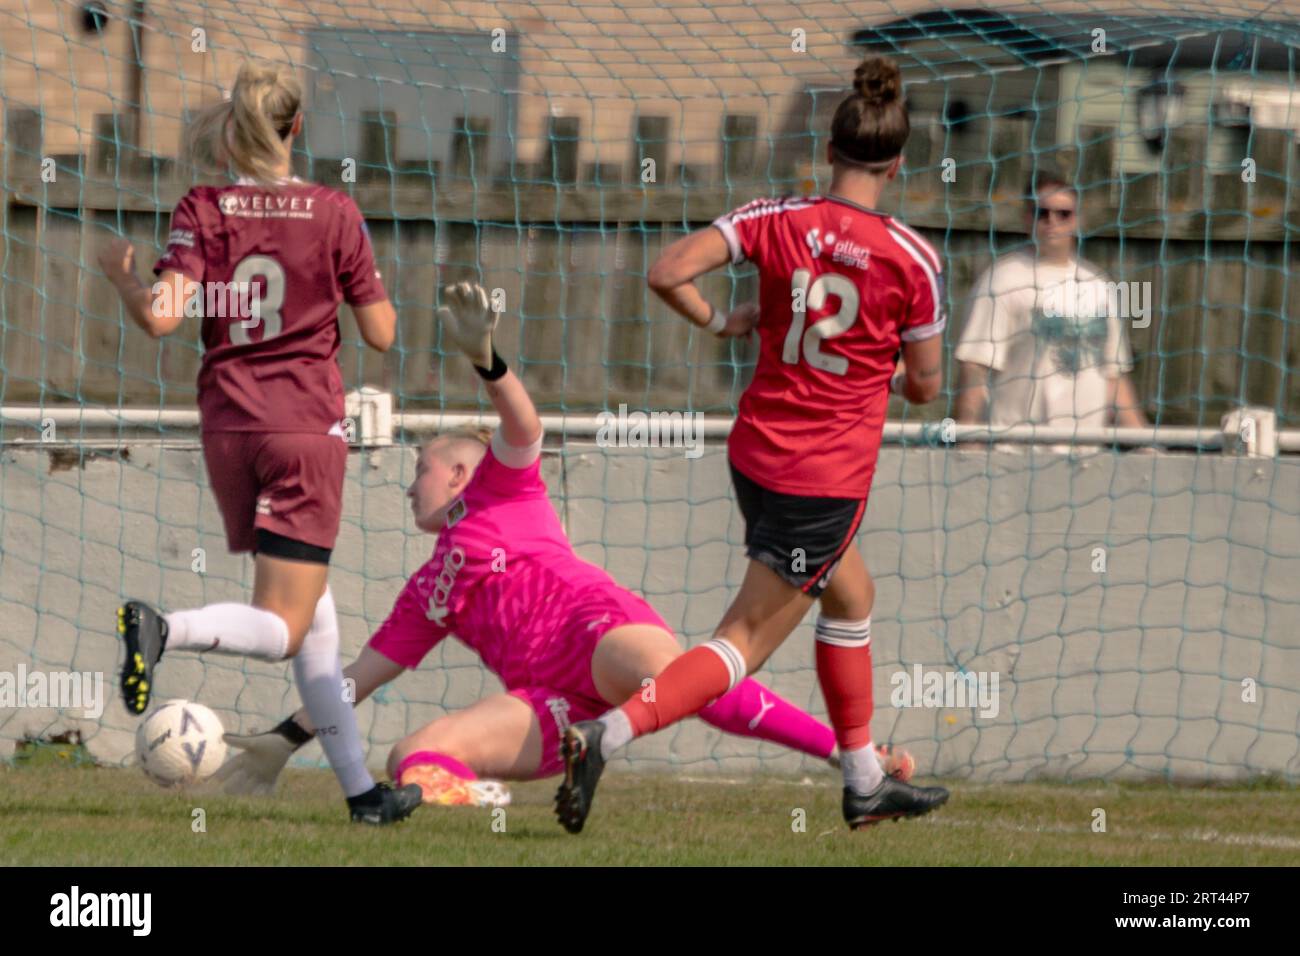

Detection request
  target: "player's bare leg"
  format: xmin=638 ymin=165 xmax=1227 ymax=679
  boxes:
xmin=717 ymin=560 xmax=819 ymax=671
xmin=388 ymin=693 xmax=540 ymax=806
xmin=250 ymin=554 xmax=328 ymax=655
xmin=589 ymin=624 xmax=680 ymax=700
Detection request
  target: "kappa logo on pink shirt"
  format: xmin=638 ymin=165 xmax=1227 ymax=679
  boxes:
xmin=424 ymin=545 xmax=466 ymax=626
xmin=546 ymin=696 xmax=571 ymax=732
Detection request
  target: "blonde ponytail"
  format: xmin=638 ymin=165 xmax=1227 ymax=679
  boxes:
xmin=185 ymin=62 xmax=302 ymax=184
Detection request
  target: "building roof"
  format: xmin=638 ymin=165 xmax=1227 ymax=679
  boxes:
xmin=849 ymin=8 xmax=1300 ymax=74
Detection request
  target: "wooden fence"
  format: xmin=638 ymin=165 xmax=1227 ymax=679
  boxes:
xmin=3 ymin=131 xmax=1298 ymax=427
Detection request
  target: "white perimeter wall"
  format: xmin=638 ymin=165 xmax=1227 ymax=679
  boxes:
xmin=2 ymin=441 xmax=1297 ymax=782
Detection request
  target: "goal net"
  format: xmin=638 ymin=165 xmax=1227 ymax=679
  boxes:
xmin=1 ymin=1 xmax=1297 ymax=781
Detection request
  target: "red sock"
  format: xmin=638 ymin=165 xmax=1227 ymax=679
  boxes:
xmin=620 ymin=639 xmax=742 ymax=737
xmin=814 ymin=616 xmax=874 ymax=750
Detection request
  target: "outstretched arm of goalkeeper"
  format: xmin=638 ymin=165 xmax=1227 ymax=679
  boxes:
xmin=212 ymin=646 xmax=404 ymax=795
xmin=436 ymin=279 xmax=542 ymax=449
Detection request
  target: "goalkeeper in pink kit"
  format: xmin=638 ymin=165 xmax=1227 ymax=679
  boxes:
xmin=217 ymin=282 xmax=914 ymax=802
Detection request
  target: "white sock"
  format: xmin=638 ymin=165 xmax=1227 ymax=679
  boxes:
xmin=841 ymin=742 xmax=885 ymax=795
xmin=165 ymin=603 xmax=289 ymax=661
xmin=598 ymin=709 xmax=633 ymax=760
xmin=292 ymin=587 xmax=374 ymax=799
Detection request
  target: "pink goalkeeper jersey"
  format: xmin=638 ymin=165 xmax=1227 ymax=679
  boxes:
xmin=369 ymin=436 xmax=623 ymax=687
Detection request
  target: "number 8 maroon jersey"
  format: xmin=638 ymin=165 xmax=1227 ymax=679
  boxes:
xmin=153 ymin=177 xmax=388 ymax=434
xmin=712 ymin=194 xmax=945 ymax=498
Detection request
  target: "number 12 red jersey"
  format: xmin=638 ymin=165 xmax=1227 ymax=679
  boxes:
xmin=713 ymin=194 xmax=945 ymax=498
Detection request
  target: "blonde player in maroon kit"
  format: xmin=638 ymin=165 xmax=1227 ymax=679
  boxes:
xmin=98 ymin=62 xmax=421 ymax=824
xmin=557 ymin=56 xmax=951 ymax=832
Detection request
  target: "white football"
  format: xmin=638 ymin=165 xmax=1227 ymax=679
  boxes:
xmin=135 ymin=699 xmax=227 ymax=787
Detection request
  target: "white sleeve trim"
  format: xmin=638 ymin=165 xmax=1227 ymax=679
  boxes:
xmin=887 ymin=218 xmax=943 ymax=276
xmin=887 ymin=225 xmax=943 ymax=334
xmin=711 ymin=218 xmax=745 ymax=265
xmin=900 ymin=315 xmax=947 ymax=342
xmin=491 ymin=427 xmax=543 ymax=469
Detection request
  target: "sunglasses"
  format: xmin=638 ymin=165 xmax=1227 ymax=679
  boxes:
xmin=1036 ymin=207 xmax=1076 ymax=222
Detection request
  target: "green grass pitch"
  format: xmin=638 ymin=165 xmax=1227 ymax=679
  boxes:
xmin=3 ymin=763 xmax=1298 ymax=865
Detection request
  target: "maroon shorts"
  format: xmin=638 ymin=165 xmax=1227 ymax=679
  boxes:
xmin=202 ymin=432 xmax=347 ymax=553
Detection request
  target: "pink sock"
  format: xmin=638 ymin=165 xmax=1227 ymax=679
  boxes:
xmin=393 ymin=750 xmax=477 ymax=782
xmin=698 ymin=678 xmax=835 ymax=759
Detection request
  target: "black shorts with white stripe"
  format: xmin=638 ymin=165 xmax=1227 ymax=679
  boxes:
xmin=729 ymin=460 xmax=866 ymax=598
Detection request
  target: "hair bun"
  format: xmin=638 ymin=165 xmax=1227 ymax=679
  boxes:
xmin=854 ymin=56 xmax=902 ymax=106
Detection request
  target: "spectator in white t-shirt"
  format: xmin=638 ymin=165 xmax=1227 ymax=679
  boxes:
xmin=954 ymin=173 xmax=1148 ymax=437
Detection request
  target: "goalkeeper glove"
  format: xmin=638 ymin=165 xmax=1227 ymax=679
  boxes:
xmin=210 ymin=717 xmax=310 ymax=796
xmin=436 ymin=280 xmax=501 ymax=374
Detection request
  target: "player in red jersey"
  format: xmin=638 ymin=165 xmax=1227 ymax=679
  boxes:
xmin=557 ymin=56 xmax=951 ymax=832
xmin=98 ymin=63 xmax=421 ymax=824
